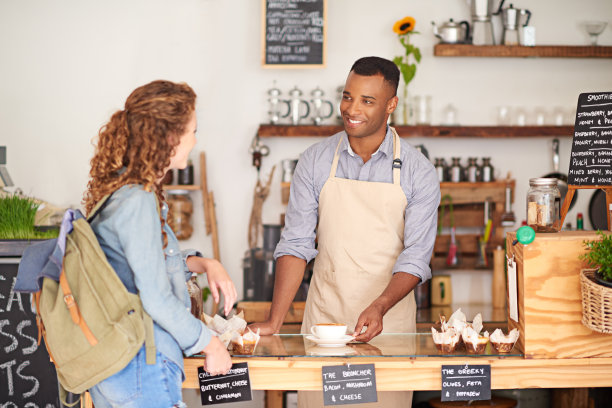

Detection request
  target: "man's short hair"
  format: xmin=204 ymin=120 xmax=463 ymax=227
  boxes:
xmin=350 ymin=56 xmax=400 ymax=96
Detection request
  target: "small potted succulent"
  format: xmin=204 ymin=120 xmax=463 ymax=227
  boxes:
xmin=580 ymin=230 xmax=612 ymax=287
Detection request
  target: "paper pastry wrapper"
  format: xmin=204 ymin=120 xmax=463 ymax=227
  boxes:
xmin=201 ymin=311 xmax=260 ymax=353
xmin=490 ymin=328 xmax=519 ymax=353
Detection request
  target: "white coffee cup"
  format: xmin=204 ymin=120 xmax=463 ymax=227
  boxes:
xmin=310 ymin=323 xmax=347 ymax=340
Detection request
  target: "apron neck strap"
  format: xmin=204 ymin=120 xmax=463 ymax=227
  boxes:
xmin=390 ymin=127 xmax=401 ymax=185
xmin=329 ymin=136 xmax=343 ymax=178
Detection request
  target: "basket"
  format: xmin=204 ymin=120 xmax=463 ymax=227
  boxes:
xmin=580 ymin=269 xmax=612 ymax=334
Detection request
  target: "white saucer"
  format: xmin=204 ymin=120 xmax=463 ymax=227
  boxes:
xmin=306 ymin=335 xmax=355 ymax=347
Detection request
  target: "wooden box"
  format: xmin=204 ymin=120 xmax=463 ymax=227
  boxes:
xmin=506 ymin=231 xmax=612 ymax=359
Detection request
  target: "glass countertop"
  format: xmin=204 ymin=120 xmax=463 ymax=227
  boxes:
xmin=194 ymin=334 xmax=521 ymax=359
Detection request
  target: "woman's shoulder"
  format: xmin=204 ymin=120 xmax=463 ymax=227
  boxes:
xmin=105 ymin=184 xmax=158 ymax=217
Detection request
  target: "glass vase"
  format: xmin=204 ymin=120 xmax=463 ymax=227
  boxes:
xmin=393 ymin=85 xmax=414 ymax=125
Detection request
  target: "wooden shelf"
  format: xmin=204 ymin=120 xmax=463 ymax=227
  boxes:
xmin=257 ymin=124 xmax=573 ymax=138
xmin=434 ymin=44 xmax=612 ymax=58
xmin=162 ymin=184 xmax=200 ymax=191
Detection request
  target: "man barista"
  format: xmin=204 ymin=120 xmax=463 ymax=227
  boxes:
xmin=250 ymin=57 xmax=440 ymax=407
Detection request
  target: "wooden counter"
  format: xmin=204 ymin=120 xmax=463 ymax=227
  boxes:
xmin=182 ymin=334 xmax=612 ymax=391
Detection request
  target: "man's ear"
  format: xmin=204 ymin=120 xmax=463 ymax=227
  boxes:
xmin=387 ymin=95 xmax=399 ymax=115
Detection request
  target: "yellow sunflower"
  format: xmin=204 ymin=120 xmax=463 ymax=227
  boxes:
xmin=393 ymin=16 xmax=416 ymax=35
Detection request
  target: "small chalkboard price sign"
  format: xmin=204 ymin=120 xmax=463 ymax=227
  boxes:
xmin=197 ymin=362 xmax=252 ymax=405
xmin=441 ymin=364 xmax=491 ymax=402
xmin=261 ymin=0 xmax=326 ymax=68
xmin=322 ymin=363 xmax=377 ymax=405
xmin=560 ymin=91 xmax=612 ymax=229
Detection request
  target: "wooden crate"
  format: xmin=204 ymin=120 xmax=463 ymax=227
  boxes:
xmin=506 ymin=231 xmax=612 ymax=359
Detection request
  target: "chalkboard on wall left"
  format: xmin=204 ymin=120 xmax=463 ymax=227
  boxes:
xmin=1 ymin=262 xmax=60 ymax=407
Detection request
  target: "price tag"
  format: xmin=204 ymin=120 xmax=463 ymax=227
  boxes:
xmin=441 ymin=364 xmax=491 ymax=402
xmin=198 ymin=362 xmax=252 ymax=405
xmin=322 ymin=363 xmax=377 ymax=405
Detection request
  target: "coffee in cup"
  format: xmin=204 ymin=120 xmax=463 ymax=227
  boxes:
xmin=310 ymin=323 xmax=347 ymax=339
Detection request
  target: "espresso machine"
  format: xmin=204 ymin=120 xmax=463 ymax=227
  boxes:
xmin=469 ymin=0 xmax=504 ymax=45
xmin=242 ymin=224 xmax=281 ymax=301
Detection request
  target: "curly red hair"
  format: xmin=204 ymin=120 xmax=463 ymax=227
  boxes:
xmin=83 ymin=80 xmax=196 ymax=244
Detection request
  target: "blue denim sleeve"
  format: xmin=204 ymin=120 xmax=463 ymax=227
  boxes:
xmin=392 ymin=157 xmax=441 ymax=284
xmin=182 ymin=249 xmax=203 ymax=281
xmin=111 ymin=190 xmax=212 ymax=355
xmin=274 ymin=147 xmax=319 ymax=262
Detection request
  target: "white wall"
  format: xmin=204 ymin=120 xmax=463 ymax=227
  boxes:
xmin=1 ymin=0 xmax=612 ymax=302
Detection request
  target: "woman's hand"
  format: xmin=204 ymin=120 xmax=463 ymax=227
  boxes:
xmin=202 ymin=336 xmax=232 ymax=376
xmin=187 ymin=257 xmax=237 ymax=316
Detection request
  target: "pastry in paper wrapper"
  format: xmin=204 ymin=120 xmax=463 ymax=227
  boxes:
xmin=431 ymin=327 xmax=461 ymax=353
xmin=462 ymin=326 xmax=489 ymax=354
xmin=230 ymin=328 xmax=261 ymax=354
xmin=490 ymin=328 xmax=519 ymax=353
xmin=201 ymin=312 xmax=260 ymax=354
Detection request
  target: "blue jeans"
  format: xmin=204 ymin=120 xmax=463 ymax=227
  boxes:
xmin=89 ymin=346 xmax=186 ymax=408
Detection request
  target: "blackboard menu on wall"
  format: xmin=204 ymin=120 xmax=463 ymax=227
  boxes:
xmin=568 ymin=92 xmax=612 ymax=186
xmin=1 ymin=262 xmax=59 ymax=407
xmin=262 ymin=0 xmax=326 ymax=67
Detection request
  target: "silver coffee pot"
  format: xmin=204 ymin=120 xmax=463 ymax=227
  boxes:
xmin=288 ymin=86 xmax=310 ymax=125
xmin=310 ymin=87 xmax=334 ymax=125
xmin=500 ymin=3 xmax=531 ymax=45
xmin=266 ymin=83 xmax=290 ymax=124
xmin=468 ymin=0 xmax=504 ymax=45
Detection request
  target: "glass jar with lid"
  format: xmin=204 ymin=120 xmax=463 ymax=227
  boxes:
xmin=526 ymin=178 xmax=561 ymax=232
xmin=167 ymin=190 xmax=194 ymax=240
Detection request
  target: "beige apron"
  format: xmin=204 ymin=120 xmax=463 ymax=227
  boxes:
xmin=299 ymin=128 xmax=416 ymax=407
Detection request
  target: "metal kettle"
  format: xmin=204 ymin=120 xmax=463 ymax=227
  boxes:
xmin=431 ymin=18 xmax=470 ymax=44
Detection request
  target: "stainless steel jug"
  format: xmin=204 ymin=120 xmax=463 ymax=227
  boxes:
xmin=501 ymin=3 xmax=531 ymax=45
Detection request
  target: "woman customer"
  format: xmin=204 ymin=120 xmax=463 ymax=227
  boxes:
xmin=83 ymin=80 xmax=236 ymax=408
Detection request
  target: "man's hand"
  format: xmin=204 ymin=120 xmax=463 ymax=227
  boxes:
xmin=352 ymin=302 xmax=385 ymax=342
xmin=202 ymin=336 xmax=232 ymax=376
xmin=352 ymin=273 xmax=421 ymax=342
xmin=247 ymin=320 xmax=281 ymax=336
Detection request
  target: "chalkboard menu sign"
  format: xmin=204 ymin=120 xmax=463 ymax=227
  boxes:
xmin=262 ymin=0 xmax=326 ymax=67
xmin=322 ymin=363 xmax=377 ymax=405
xmin=1 ymin=262 xmax=59 ymax=407
xmin=441 ymin=364 xmax=491 ymax=402
xmin=568 ymin=92 xmax=612 ymax=187
xmin=198 ymin=363 xmax=252 ymax=405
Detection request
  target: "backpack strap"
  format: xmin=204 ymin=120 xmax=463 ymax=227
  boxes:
xmin=144 ymin=313 xmax=156 ymax=365
xmin=87 ymin=193 xmax=114 ymax=222
xmin=59 ymin=267 xmax=98 ymax=346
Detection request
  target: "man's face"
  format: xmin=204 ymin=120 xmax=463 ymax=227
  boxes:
xmin=340 ymin=72 xmax=397 ymax=139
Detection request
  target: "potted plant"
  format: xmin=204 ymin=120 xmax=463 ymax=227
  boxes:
xmin=579 ymin=230 xmax=612 ymax=333
xmin=580 ymin=230 xmax=612 ymax=287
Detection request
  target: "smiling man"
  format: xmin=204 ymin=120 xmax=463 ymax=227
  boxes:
xmin=250 ymin=56 xmax=440 ymax=407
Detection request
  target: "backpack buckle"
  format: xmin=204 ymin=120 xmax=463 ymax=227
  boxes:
xmin=63 ymin=294 xmax=76 ymax=308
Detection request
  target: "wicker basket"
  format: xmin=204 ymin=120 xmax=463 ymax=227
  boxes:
xmin=580 ymin=269 xmax=612 ymax=334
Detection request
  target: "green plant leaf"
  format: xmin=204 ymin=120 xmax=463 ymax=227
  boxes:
xmin=413 ymin=47 xmax=422 ymax=63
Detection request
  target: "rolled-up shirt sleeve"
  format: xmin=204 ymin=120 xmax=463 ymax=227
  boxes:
xmin=392 ymin=158 xmax=441 ymax=284
xmin=274 ymin=147 xmax=319 ymax=262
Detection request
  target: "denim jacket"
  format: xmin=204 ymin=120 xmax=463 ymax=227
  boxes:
xmin=89 ymin=184 xmax=212 ymax=378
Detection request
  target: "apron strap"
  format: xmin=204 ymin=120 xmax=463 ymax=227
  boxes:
xmin=390 ymin=127 xmax=401 ymax=185
xmin=328 ymin=136 xmax=344 ymax=178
